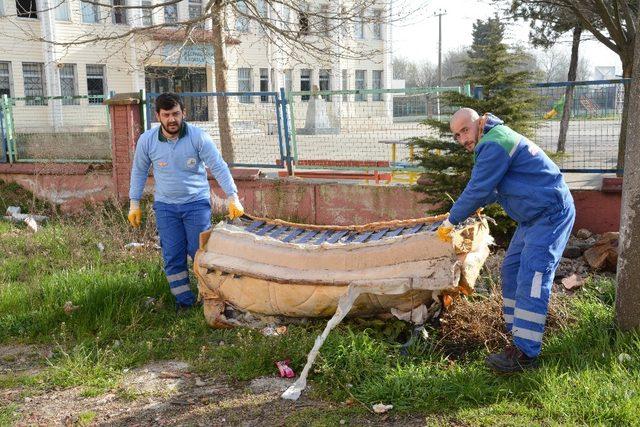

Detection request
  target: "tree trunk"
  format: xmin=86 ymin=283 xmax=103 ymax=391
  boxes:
xmin=617 ymin=54 xmax=634 ymax=177
xmin=211 ymin=2 xmax=235 ymax=164
xmin=615 ymin=30 xmax=640 ymax=331
xmin=557 ymin=25 xmax=582 ymax=153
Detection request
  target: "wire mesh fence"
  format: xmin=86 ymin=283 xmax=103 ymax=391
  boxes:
xmin=530 ymin=79 xmax=626 ymax=172
xmin=286 ymin=87 xmax=465 ymax=182
xmin=145 ymin=91 xmax=285 ymax=168
xmin=1 ymin=80 xmax=628 ymax=175
xmin=1 ymin=95 xmax=111 ymax=163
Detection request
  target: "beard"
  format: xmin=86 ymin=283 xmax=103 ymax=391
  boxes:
xmin=161 ymin=119 xmax=182 ymax=137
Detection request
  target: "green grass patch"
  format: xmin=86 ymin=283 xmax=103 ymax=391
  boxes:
xmin=1 ymin=214 xmax=639 ymax=425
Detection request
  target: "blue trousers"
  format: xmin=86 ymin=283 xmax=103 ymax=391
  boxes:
xmin=500 ymin=202 xmax=575 ymax=357
xmin=154 ymin=199 xmax=211 ymax=307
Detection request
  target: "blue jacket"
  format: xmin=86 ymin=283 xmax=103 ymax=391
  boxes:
xmin=129 ymin=122 xmax=237 ymax=204
xmin=448 ymin=114 xmax=571 ymax=225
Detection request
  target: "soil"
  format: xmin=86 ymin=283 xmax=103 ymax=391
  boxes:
xmin=0 ymin=345 xmax=432 ymax=426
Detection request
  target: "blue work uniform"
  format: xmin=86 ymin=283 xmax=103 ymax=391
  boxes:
xmin=129 ymin=122 xmax=237 ymax=307
xmin=448 ymin=114 xmax=575 ymax=357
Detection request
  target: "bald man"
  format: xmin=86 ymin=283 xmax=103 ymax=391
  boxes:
xmin=438 ymin=108 xmax=575 ymax=373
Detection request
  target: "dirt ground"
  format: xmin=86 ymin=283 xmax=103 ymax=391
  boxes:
xmin=0 ymin=345 xmax=433 ymax=427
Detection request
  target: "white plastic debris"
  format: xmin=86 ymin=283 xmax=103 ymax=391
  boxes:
xmin=618 ymin=353 xmax=632 ymax=363
xmin=97 ymin=242 xmax=105 ymax=252
xmin=125 ymin=242 xmax=145 ymax=249
xmin=24 ymin=216 xmax=39 ymax=233
xmin=372 ymin=403 xmax=393 ymax=414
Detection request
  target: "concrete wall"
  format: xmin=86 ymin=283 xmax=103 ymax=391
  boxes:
xmin=0 ymin=161 xmax=620 ymax=235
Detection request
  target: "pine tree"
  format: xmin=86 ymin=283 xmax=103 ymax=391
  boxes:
xmin=412 ymin=15 xmax=537 ymax=241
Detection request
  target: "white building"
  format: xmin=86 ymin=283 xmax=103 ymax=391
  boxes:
xmin=0 ymin=0 xmax=393 ymax=130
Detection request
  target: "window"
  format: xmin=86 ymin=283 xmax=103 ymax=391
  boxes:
xmin=55 ymin=0 xmax=70 ymax=21
xmin=259 ymin=68 xmax=269 ymax=102
xmin=319 ymin=69 xmax=330 ymax=101
xmin=81 ymin=0 xmax=100 ymax=23
xmin=22 ymin=63 xmax=46 ymax=105
xmin=235 ymin=1 xmax=249 ymax=32
xmin=355 ymin=69 xmax=366 ymax=102
xmin=341 ymin=69 xmax=348 ymax=101
xmin=86 ymin=64 xmax=106 ymax=104
xmin=141 ymin=0 xmax=152 ymax=26
xmin=340 ymin=7 xmax=348 ymax=37
xmin=319 ymin=4 xmax=330 ymax=35
xmin=372 ymin=70 xmax=382 ymax=101
xmin=59 ymin=64 xmax=78 ymax=105
xmin=256 ymin=0 xmax=267 ymax=33
xmin=300 ymin=69 xmax=311 ymax=101
xmin=372 ymin=9 xmax=382 ymax=40
xmin=16 ymin=0 xmax=37 ymax=18
xmin=188 ymin=0 xmax=201 ymax=20
xmin=164 ymin=3 xmax=177 ymax=24
xmin=354 ymin=13 xmax=364 ymax=39
xmin=238 ymin=68 xmax=252 ymax=103
xmin=284 ymin=69 xmax=292 ymax=94
xmin=112 ymin=0 xmax=126 ymax=24
xmin=0 ymin=62 xmax=11 ymax=97
xmin=298 ymin=10 xmax=309 ymax=35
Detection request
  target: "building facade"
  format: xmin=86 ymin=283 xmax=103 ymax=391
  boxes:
xmin=0 ymin=0 xmax=392 ymax=131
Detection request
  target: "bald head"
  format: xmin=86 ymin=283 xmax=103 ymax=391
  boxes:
xmin=450 ymin=108 xmax=481 ymax=152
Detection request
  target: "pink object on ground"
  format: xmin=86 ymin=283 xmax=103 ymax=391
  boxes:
xmin=275 ymin=360 xmax=295 ymax=378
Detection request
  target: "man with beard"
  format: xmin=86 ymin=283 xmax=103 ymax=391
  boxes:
xmin=127 ymin=93 xmax=243 ymax=309
xmin=437 ymin=108 xmax=575 ymax=373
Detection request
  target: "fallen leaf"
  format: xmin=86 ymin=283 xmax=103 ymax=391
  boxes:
xmin=275 ymin=325 xmax=288 ymax=335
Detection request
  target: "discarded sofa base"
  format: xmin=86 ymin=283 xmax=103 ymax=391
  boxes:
xmin=193 ymin=214 xmax=492 ymax=399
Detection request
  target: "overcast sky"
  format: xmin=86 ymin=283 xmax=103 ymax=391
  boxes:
xmin=391 ymin=0 xmax=622 ymax=78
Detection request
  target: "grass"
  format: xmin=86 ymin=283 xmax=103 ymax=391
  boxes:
xmin=0 ymin=188 xmax=638 ymax=425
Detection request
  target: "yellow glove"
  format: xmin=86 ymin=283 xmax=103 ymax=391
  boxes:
xmin=437 ymin=218 xmax=453 ymax=243
xmin=227 ymin=194 xmax=244 ymax=220
xmin=128 ymin=200 xmax=142 ymax=228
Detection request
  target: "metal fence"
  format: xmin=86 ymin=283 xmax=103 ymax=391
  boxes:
xmin=530 ymin=79 xmax=627 ymax=172
xmin=0 ymin=94 xmax=111 ymax=163
xmin=145 ymin=91 xmax=287 ymax=169
xmin=286 ymin=86 xmax=465 ymax=182
xmin=0 ymin=80 xmax=628 ymax=176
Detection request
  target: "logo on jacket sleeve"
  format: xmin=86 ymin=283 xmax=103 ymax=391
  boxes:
xmin=186 ymin=158 xmax=197 ymax=168
xmin=157 ymin=161 xmax=168 ymax=167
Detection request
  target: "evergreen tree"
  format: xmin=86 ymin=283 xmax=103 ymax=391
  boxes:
xmin=412 ymin=15 xmax=537 ymax=241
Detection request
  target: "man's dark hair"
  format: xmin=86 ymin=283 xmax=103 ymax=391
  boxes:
xmin=155 ymin=93 xmax=184 ymax=114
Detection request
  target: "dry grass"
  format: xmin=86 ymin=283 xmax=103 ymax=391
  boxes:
xmin=437 ymin=283 xmax=576 ymax=357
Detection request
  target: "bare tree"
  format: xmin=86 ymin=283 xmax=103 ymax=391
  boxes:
xmin=1 ymin=0 xmax=424 ymax=163
xmin=510 ymin=0 xmax=637 ymax=173
xmin=616 ymin=7 xmax=640 ymax=331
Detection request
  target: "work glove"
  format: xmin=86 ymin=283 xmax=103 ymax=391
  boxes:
xmin=128 ymin=200 xmax=142 ymax=228
xmin=436 ymin=218 xmax=453 ymax=243
xmin=227 ymin=194 xmax=244 ymax=220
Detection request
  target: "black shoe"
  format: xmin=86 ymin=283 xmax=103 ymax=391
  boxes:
xmin=485 ymin=346 xmax=539 ymax=373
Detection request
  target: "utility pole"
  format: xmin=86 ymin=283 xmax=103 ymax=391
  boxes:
xmin=434 ymin=8 xmax=446 ymax=118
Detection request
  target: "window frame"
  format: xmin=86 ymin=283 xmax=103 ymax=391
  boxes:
xmin=22 ymin=62 xmax=47 ymax=106
xmin=81 ymin=0 xmax=100 ymax=23
xmin=0 ymin=61 xmax=13 ymax=98
xmin=372 ymin=70 xmax=382 ymax=101
xmin=319 ymin=69 xmax=331 ymax=101
xmin=300 ymin=68 xmax=311 ymax=101
xmin=237 ymin=67 xmax=252 ymax=104
xmin=355 ymin=69 xmax=366 ymax=102
xmin=86 ymin=64 xmax=107 ymax=105
xmin=16 ymin=0 xmax=37 ymax=19
xmin=259 ymin=68 xmax=269 ymax=103
xmin=59 ymin=64 xmax=79 ymax=105
xmin=112 ymin=0 xmax=127 ymax=24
